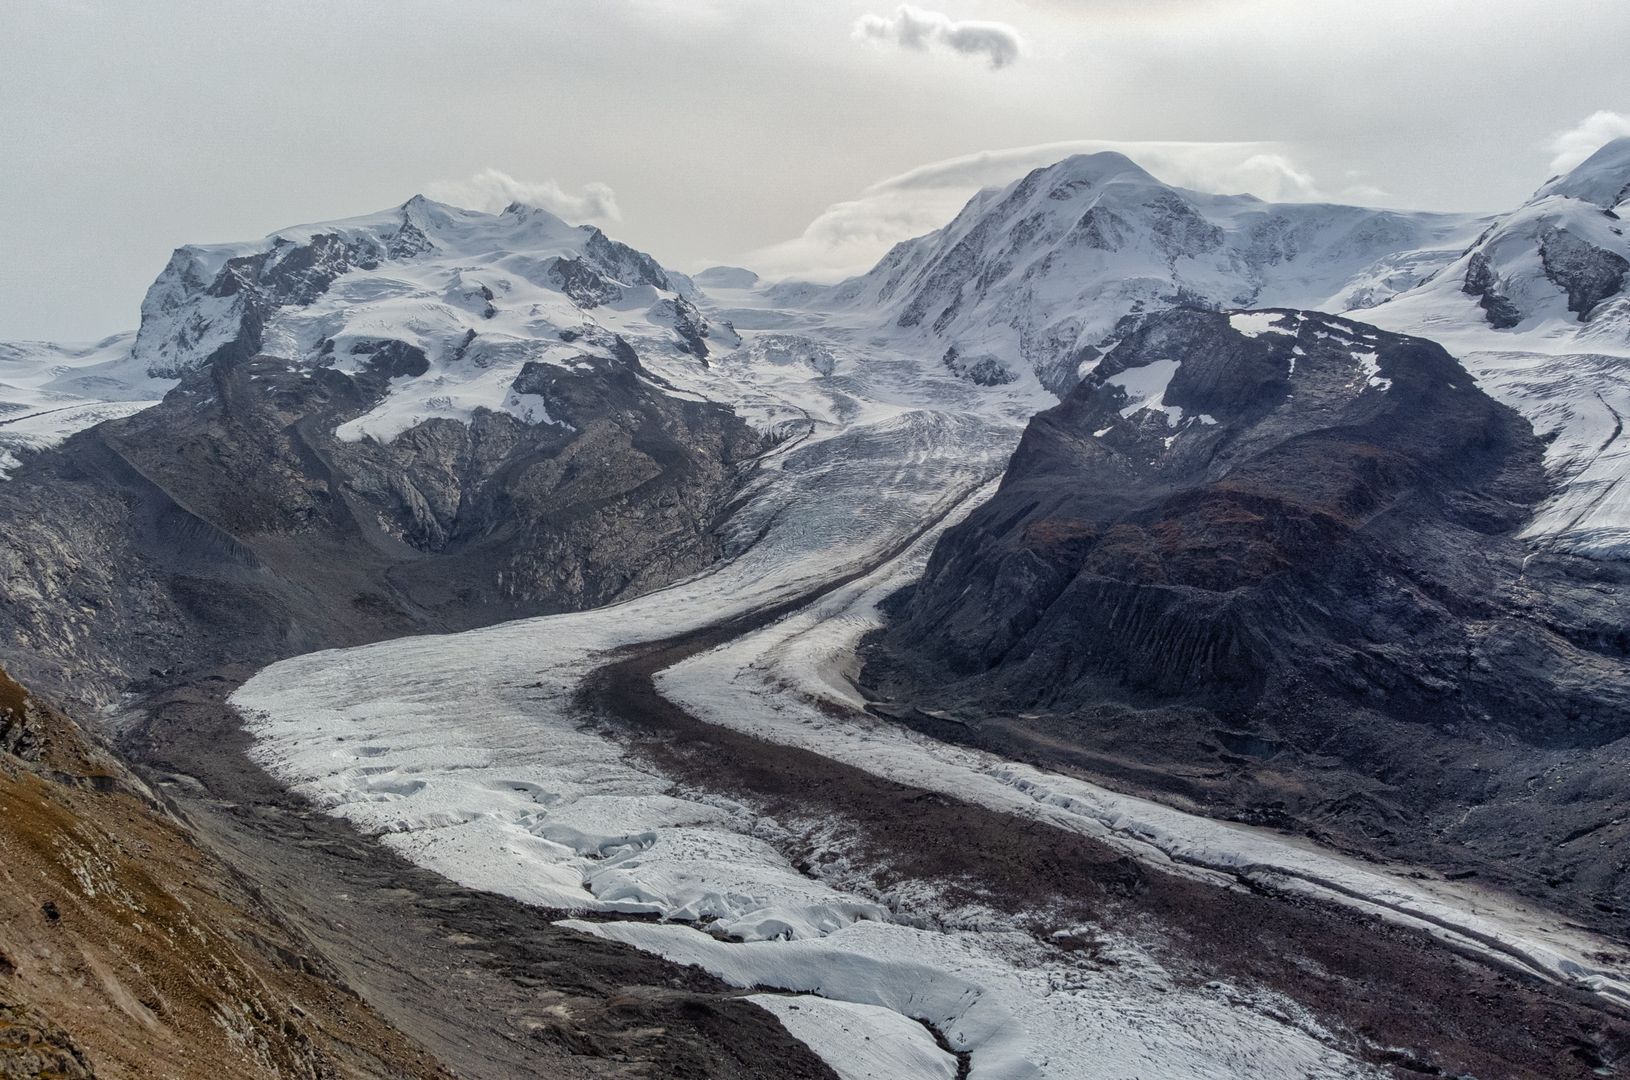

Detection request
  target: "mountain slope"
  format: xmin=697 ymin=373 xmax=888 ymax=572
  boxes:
xmin=779 ymin=152 xmax=1483 ymax=393
xmin=865 ymin=306 xmax=1630 ymax=920
xmin=0 ymin=666 xmax=448 ymax=1080
xmin=0 ymin=199 xmax=766 ymax=710
xmin=1361 ymin=136 xmax=1630 ymax=557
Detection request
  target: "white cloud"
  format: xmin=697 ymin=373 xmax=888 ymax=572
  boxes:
xmin=425 ymin=169 xmax=622 ymax=224
xmin=1547 ymin=111 xmax=1630 ymax=175
xmin=853 ymin=5 xmax=1023 ymax=69
xmin=747 ymin=140 xmax=1364 ymax=283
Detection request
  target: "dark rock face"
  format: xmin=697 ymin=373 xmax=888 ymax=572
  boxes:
xmin=866 ymin=307 xmax=1630 ymax=920
xmin=143 ymin=231 xmax=393 ymax=378
xmin=1539 ymin=224 xmax=1630 ymax=317
xmin=1462 ymin=250 xmax=1524 ymax=327
xmin=581 ymin=225 xmax=673 ymax=293
xmin=0 ymin=1003 xmax=97 ymax=1080
xmin=941 ymin=346 xmax=1016 ymax=386
xmin=550 ymin=256 xmax=623 ymax=307
xmin=0 ymin=338 xmax=764 ymax=711
xmin=656 ymin=296 xmax=714 ymax=360
xmin=1146 ymin=191 xmax=1223 ymax=257
xmin=1071 ymin=206 xmax=1131 ymax=251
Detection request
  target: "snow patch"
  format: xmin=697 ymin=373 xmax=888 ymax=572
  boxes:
xmin=1105 ymin=358 xmax=1183 ymax=426
xmin=1228 ymin=311 xmax=1296 ymax=339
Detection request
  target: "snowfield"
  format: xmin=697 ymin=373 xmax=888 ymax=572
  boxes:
xmin=1358 ymin=137 xmax=1630 ymax=555
xmin=0 ymin=333 xmax=166 ymax=478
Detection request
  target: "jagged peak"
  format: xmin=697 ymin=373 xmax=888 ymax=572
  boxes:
xmin=1533 ymin=136 xmax=1630 ymax=208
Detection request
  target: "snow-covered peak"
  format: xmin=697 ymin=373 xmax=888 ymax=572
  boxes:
xmin=1533 ymin=137 xmax=1630 ymax=209
xmin=694 ymin=265 xmax=761 ymax=291
xmin=122 ymin=196 xmax=730 ymax=444
xmin=790 ymin=151 xmax=1482 ymax=393
xmin=1032 ymin=150 xmax=1161 ymax=193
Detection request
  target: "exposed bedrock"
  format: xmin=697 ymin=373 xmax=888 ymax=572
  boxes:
xmin=0 ymin=339 xmax=763 ymax=711
xmin=866 ymin=306 xmax=1630 ymax=922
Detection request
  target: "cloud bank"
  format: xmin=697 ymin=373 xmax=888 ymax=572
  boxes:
xmin=1548 ymin=111 xmax=1630 ymax=174
xmin=425 ymin=169 xmax=622 ymax=224
xmin=853 ymin=5 xmax=1023 ymax=69
xmin=748 ymin=140 xmax=1370 ymax=283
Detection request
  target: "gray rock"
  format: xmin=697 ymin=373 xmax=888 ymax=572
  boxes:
xmin=865 ymin=306 xmax=1630 ymax=925
xmin=0 ymin=337 xmax=764 ymax=712
xmin=1539 ymin=224 xmax=1630 ymax=318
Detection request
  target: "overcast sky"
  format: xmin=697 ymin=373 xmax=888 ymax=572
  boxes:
xmin=3 ymin=0 xmax=1627 ymax=341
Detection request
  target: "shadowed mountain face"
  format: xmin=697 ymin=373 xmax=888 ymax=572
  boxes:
xmin=0 ymin=666 xmax=452 ymax=1080
xmin=0 ymin=344 xmax=761 ymax=710
xmin=865 ymin=307 xmax=1630 ymax=917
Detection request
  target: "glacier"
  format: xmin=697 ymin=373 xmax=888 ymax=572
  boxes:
xmin=54 ymin=135 xmax=1630 ymax=1077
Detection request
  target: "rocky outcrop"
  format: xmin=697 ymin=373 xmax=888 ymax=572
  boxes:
xmin=550 ymin=256 xmax=624 ymax=307
xmin=135 ymin=230 xmax=389 ymax=378
xmin=0 ymin=331 xmax=763 ymax=711
xmin=1539 ymin=224 xmax=1630 ymax=317
xmin=941 ymin=345 xmax=1015 ymax=386
xmin=1461 ymin=249 xmax=1524 ymax=327
xmin=866 ymin=307 xmax=1630 ymax=921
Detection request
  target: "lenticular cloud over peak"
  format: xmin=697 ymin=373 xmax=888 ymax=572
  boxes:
xmin=1548 ymin=110 xmax=1630 ymax=174
xmin=747 ymin=139 xmax=1371 ymax=283
xmin=853 ymin=4 xmax=1024 ymax=69
xmin=425 ymin=168 xmax=623 ymax=225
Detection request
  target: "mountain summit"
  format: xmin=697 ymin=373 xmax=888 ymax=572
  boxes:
xmin=792 ymin=151 xmax=1482 ymax=392
xmin=1534 ymin=135 xmax=1630 ymax=208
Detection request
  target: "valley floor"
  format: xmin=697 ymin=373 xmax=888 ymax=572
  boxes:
xmin=118 ymin=671 xmax=839 ymax=1080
